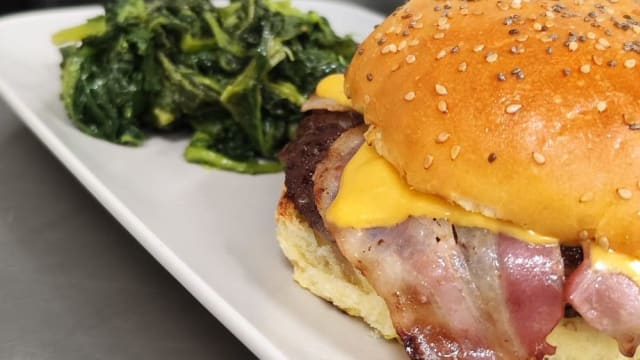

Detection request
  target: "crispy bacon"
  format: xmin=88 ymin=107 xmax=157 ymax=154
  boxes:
xmin=566 ymin=250 xmax=640 ymax=356
xmin=300 ymin=94 xmax=353 ymax=113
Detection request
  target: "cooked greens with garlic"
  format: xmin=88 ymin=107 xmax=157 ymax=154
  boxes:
xmin=53 ymin=0 xmax=356 ymax=174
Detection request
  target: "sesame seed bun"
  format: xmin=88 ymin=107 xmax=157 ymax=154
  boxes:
xmin=345 ymin=0 xmax=640 ymax=255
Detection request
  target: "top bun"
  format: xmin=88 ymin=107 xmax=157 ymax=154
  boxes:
xmin=345 ymin=0 xmax=640 ymax=255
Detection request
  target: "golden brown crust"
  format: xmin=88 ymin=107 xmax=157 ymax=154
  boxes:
xmin=346 ymin=0 xmax=640 ymax=256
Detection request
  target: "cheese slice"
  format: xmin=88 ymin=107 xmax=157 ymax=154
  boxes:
xmin=591 ymin=243 xmax=640 ymax=286
xmin=316 ymin=74 xmax=352 ymax=107
xmin=326 ymin=143 xmax=557 ymax=245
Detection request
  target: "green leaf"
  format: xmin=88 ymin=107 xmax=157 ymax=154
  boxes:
xmin=52 ymin=16 xmax=106 ymax=45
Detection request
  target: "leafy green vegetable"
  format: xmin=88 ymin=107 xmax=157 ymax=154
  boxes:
xmin=54 ymin=0 xmax=356 ymax=174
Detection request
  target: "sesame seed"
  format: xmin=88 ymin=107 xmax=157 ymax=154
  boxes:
xmin=381 ymin=44 xmax=398 ymax=54
xmin=437 ymin=17 xmax=448 ymax=27
xmin=505 ymin=103 xmax=522 ymax=114
xmin=617 ymin=188 xmax=633 ymax=200
xmin=596 ymin=101 xmax=607 ymax=112
xmin=486 ymin=52 xmax=499 ymax=63
xmin=398 ymin=40 xmax=408 ymax=50
xmin=450 ymin=145 xmax=461 ymax=160
xmin=436 ymin=49 xmax=447 ymax=60
xmin=563 ymin=68 xmax=572 ymax=76
xmin=473 ymin=44 xmax=485 ymax=52
xmin=436 ymin=131 xmax=450 ymax=143
xmin=408 ymin=39 xmax=420 ymax=46
xmin=497 ymin=72 xmax=506 ymax=81
xmin=451 ymin=45 xmax=460 ymax=54
xmin=423 ymin=154 xmax=434 ymax=169
xmin=569 ymin=41 xmax=579 ymax=51
xmin=391 ymin=63 xmax=400 ymax=72
xmin=547 ymin=46 xmax=554 ymax=55
xmin=540 ymin=34 xmax=554 ymax=44
xmin=608 ymin=59 xmax=617 ymax=67
xmin=406 ymin=54 xmax=416 ymax=64
xmin=410 ymin=22 xmax=424 ymax=29
xmin=592 ymin=55 xmax=603 ymax=65
xmin=357 ymin=48 xmax=364 ymax=55
xmin=516 ymin=35 xmax=529 ymax=42
xmin=364 ymin=95 xmax=371 ymax=104
xmin=509 ymin=28 xmax=520 ymax=35
xmin=458 ymin=62 xmax=468 ymax=72
xmin=624 ymin=59 xmax=637 ymax=69
xmin=488 ymin=153 xmax=497 ymax=163
xmin=504 ymin=15 xmax=514 ymax=25
xmin=433 ymin=32 xmax=445 ymax=40
xmin=578 ymin=230 xmax=590 ymax=240
xmin=437 ymin=100 xmax=448 ymax=113
xmin=580 ymin=192 xmax=594 ymax=203
xmin=533 ymin=22 xmax=543 ymax=31
xmin=580 ymin=64 xmax=591 ymax=73
xmin=597 ymin=236 xmax=610 ymax=250
xmin=597 ymin=37 xmax=610 ymax=48
xmin=435 ymin=83 xmax=448 ymax=95
xmin=404 ymin=91 xmax=416 ymax=101
xmin=366 ymin=73 xmax=373 ymax=81
xmin=532 ymin=152 xmax=546 ymax=164
xmin=587 ymin=32 xmax=596 ymax=39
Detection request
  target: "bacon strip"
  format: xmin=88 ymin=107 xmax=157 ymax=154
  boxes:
xmin=498 ymin=235 xmax=564 ymax=358
xmin=566 ymin=252 xmax=640 ymax=356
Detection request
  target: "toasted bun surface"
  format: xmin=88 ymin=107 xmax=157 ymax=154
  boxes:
xmin=276 ymin=194 xmax=640 ymax=359
xmin=345 ymin=0 xmax=640 ymax=256
xmin=276 ymin=194 xmax=396 ymax=339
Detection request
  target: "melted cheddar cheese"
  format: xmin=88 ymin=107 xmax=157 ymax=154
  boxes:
xmin=316 ymin=74 xmax=351 ymax=107
xmin=326 ymin=144 xmax=557 ymax=245
xmin=591 ymin=244 xmax=640 ymax=286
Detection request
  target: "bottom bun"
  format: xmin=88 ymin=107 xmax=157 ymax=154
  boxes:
xmin=275 ymin=194 xmax=639 ymax=359
xmin=276 ymin=195 xmax=396 ymax=339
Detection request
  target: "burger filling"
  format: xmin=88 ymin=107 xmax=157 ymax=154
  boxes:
xmin=281 ymin=111 xmax=640 ymax=359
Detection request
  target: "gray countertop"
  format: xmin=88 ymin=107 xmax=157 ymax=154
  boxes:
xmin=0 ymin=1 xmax=400 ymax=359
xmin=0 ymin=98 xmax=256 ymax=359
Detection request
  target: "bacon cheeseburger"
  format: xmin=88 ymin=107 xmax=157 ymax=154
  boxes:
xmin=276 ymin=0 xmax=640 ymax=358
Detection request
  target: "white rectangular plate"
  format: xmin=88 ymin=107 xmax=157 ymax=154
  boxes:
xmin=0 ymin=3 xmax=407 ymax=360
